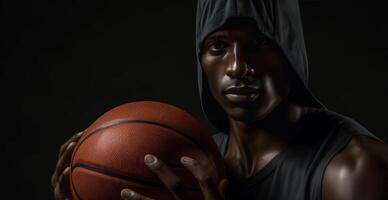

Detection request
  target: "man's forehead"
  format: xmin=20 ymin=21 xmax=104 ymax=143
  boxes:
xmin=206 ymin=17 xmax=264 ymax=39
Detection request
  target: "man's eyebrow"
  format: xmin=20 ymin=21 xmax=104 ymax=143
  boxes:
xmin=205 ymin=34 xmax=227 ymax=42
xmin=248 ymin=30 xmax=266 ymax=38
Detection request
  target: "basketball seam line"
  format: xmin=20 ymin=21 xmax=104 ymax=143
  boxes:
xmin=72 ymin=119 xmax=213 ymax=162
xmin=72 ymin=163 xmax=202 ymax=192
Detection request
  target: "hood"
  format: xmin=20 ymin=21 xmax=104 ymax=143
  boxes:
xmin=196 ymin=0 xmax=325 ymax=133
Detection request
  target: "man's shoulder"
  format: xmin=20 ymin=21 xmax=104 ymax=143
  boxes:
xmin=327 ymin=136 xmax=388 ymax=173
xmin=306 ymin=109 xmax=382 ymax=140
xmin=322 ymin=136 xmax=388 ymax=200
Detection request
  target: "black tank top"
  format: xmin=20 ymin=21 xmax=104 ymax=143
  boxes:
xmin=212 ymin=110 xmax=382 ymax=200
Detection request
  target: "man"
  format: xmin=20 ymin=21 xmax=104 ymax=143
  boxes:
xmin=52 ymin=0 xmax=388 ymax=199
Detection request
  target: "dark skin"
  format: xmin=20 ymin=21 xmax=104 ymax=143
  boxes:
xmin=322 ymin=137 xmax=388 ymax=200
xmin=52 ymin=20 xmax=388 ymax=200
xmin=200 ymin=20 xmax=307 ymax=182
xmin=200 ymin=20 xmax=388 ymax=199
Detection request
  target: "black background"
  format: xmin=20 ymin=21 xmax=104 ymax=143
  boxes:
xmin=2 ymin=0 xmax=388 ymax=199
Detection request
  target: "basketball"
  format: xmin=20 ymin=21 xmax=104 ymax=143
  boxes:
xmin=70 ymin=101 xmax=225 ymax=200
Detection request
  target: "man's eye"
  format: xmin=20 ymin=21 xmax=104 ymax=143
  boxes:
xmin=251 ymin=36 xmax=270 ymax=49
xmin=209 ymin=41 xmax=228 ymax=52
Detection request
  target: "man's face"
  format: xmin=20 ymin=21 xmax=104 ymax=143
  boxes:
xmin=200 ymin=20 xmax=291 ymax=123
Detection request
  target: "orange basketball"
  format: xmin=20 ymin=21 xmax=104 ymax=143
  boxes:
xmin=70 ymin=101 xmax=225 ymax=200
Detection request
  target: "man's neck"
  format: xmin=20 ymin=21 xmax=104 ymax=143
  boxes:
xmin=224 ymin=102 xmax=307 ymax=183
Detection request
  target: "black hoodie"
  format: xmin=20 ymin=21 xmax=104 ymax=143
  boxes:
xmin=195 ymin=0 xmax=382 ymax=199
xmin=196 ymin=0 xmax=324 ymax=133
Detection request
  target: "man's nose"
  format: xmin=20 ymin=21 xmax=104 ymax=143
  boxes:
xmin=225 ymin=43 xmax=249 ymax=79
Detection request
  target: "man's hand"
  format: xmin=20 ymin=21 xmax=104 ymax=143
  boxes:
xmin=51 ymin=131 xmax=84 ymax=200
xmin=121 ymin=154 xmax=228 ymax=200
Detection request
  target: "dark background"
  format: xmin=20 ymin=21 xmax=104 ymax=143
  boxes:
xmin=2 ymin=0 xmax=387 ymax=199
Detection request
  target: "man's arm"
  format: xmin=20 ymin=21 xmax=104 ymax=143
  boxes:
xmin=322 ymin=136 xmax=388 ymax=200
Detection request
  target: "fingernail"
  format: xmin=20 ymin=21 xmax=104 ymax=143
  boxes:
xmin=144 ymin=154 xmax=156 ymax=165
xmin=121 ymin=189 xmax=134 ymax=197
xmin=63 ymin=167 xmax=71 ymax=174
xmin=181 ymin=156 xmax=194 ymax=165
xmin=66 ymin=142 xmax=76 ymax=150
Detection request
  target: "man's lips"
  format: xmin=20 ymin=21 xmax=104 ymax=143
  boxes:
xmin=223 ymin=85 xmax=261 ymax=103
xmin=223 ymin=85 xmax=260 ymax=95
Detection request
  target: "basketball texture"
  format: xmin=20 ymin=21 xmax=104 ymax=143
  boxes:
xmin=70 ymin=101 xmax=225 ymax=200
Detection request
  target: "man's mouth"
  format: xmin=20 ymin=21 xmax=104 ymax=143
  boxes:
xmin=223 ymin=85 xmax=259 ymax=94
xmin=223 ymin=85 xmax=261 ymax=102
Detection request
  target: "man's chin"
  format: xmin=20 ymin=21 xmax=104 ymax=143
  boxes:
xmin=227 ymin=106 xmax=274 ymax=123
xmin=228 ymin=108 xmax=259 ymax=123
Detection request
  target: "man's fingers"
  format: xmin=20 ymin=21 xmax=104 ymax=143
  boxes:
xmin=144 ymin=154 xmax=191 ymax=200
xmin=218 ymin=179 xmax=228 ymax=200
xmin=57 ymin=142 xmax=77 ymax=170
xmin=181 ymin=156 xmax=223 ymax=200
xmin=121 ymin=189 xmax=155 ymax=200
xmin=58 ymin=131 xmax=83 ymax=159
xmin=54 ymin=167 xmax=71 ymax=200
xmin=52 ymin=142 xmax=76 ymax=187
xmin=59 ymin=167 xmax=71 ymax=195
